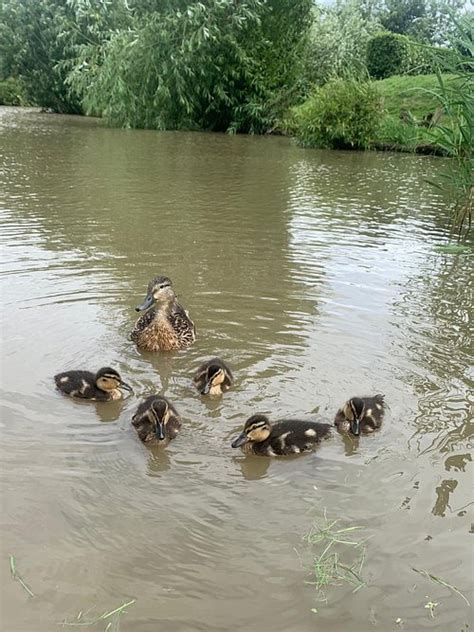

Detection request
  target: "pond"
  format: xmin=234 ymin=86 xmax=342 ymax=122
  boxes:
xmin=0 ymin=106 xmax=472 ymax=631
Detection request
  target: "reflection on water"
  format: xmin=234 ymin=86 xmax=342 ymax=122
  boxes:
xmin=0 ymin=107 xmax=472 ymax=632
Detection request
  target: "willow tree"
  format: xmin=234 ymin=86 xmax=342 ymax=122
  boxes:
xmin=67 ymin=0 xmax=313 ymax=132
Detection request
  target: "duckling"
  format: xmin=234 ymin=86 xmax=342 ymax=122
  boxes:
xmin=231 ymin=414 xmax=331 ymax=456
xmin=130 ymin=276 xmax=195 ymax=352
xmin=193 ymin=358 xmax=233 ymax=395
xmin=54 ymin=367 xmax=132 ymax=401
xmin=334 ymin=394 xmax=385 ymax=436
xmin=132 ymin=395 xmax=181 ymax=447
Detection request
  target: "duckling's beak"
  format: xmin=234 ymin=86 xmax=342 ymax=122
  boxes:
xmin=351 ymin=418 xmax=361 ymax=436
xmin=202 ymin=378 xmax=213 ymax=395
xmin=120 ymin=381 xmax=133 ymax=392
xmin=155 ymin=420 xmax=165 ymax=441
xmin=135 ymin=293 xmax=154 ymax=312
xmin=231 ymin=432 xmax=247 ymax=448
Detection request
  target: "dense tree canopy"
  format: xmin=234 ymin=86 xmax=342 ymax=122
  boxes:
xmin=0 ymin=0 xmax=470 ymax=127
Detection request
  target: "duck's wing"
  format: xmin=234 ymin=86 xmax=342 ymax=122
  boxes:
xmin=130 ymin=309 xmax=157 ymax=342
xmin=168 ymin=302 xmax=196 ymax=345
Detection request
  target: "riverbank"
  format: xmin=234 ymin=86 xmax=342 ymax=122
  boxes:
xmin=1 ymin=74 xmax=456 ymax=157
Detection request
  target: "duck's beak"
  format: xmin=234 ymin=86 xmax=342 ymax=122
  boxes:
xmin=202 ymin=378 xmax=213 ymax=395
xmin=135 ymin=292 xmax=154 ymax=312
xmin=155 ymin=420 xmax=165 ymax=441
xmin=231 ymin=432 xmax=247 ymax=448
xmin=350 ymin=417 xmax=361 ymax=436
xmin=120 ymin=381 xmax=133 ymax=392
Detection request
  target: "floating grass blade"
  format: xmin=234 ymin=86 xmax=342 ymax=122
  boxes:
xmin=9 ymin=555 xmax=35 ymax=598
xmin=59 ymin=598 xmax=137 ymax=627
xmin=98 ymin=599 xmax=136 ymax=621
xmin=412 ymin=567 xmax=470 ymax=606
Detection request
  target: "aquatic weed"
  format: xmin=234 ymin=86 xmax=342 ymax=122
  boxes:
xmin=303 ymin=512 xmax=368 ymax=606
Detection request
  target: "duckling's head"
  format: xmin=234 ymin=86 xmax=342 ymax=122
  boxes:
xmin=198 ymin=362 xmax=227 ymax=395
xmin=231 ymin=414 xmax=271 ymax=448
xmin=149 ymin=397 xmax=171 ymax=441
xmin=135 ymin=276 xmax=175 ymax=312
xmin=342 ymin=397 xmax=365 ymax=436
xmin=95 ymin=367 xmax=132 ymax=393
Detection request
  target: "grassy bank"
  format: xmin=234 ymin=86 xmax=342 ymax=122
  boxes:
xmin=289 ymin=74 xmax=457 ymax=156
xmin=374 ymin=74 xmax=457 ymax=155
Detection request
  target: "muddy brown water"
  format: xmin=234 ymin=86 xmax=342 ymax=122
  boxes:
xmin=0 ymin=107 xmax=472 ymax=631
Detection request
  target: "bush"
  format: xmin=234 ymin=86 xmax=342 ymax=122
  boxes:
xmin=367 ymin=32 xmax=410 ymax=79
xmin=292 ymin=79 xmax=382 ymax=150
xmin=367 ymin=31 xmax=459 ymax=80
xmin=0 ymin=78 xmax=25 ymax=105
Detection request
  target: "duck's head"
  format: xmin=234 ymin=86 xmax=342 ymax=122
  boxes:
xmin=135 ymin=276 xmax=175 ymax=312
xmin=195 ymin=360 xmax=228 ymax=395
xmin=149 ymin=397 xmax=171 ymax=441
xmin=342 ymin=397 xmax=365 ymax=436
xmin=95 ymin=367 xmax=132 ymax=394
xmin=231 ymin=414 xmax=271 ymax=448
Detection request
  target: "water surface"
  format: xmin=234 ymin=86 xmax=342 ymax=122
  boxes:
xmin=0 ymin=107 xmax=472 ymax=631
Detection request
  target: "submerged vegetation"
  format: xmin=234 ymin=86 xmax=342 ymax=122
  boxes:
xmin=0 ymin=0 xmax=472 ymax=234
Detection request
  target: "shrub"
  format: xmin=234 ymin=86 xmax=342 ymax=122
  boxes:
xmin=0 ymin=78 xmax=25 ymax=105
xmin=367 ymin=31 xmax=459 ymax=79
xmin=292 ymin=79 xmax=382 ymax=150
xmin=367 ymin=32 xmax=410 ymax=79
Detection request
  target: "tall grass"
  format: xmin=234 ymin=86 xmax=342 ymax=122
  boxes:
xmin=425 ymin=13 xmax=473 ymax=240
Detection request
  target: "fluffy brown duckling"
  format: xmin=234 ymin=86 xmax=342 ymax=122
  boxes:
xmin=132 ymin=395 xmax=181 ymax=447
xmin=231 ymin=414 xmax=331 ymax=457
xmin=193 ymin=358 xmax=233 ymax=395
xmin=334 ymin=395 xmax=385 ymax=436
xmin=54 ymin=367 xmax=132 ymax=401
xmin=130 ymin=276 xmax=196 ymax=352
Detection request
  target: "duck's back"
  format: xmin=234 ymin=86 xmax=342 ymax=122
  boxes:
xmin=253 ymin=420 xmax=331 ymax=456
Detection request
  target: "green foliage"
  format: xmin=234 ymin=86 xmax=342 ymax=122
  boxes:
xmin=379 ymin=0 xmax=427 ymax=36
xmin=0 ymin=78 xmax=26 ymax=105
xmin=305 ymin=2 xmax=382 ymax=85
xmin=0 ymin=0 xmax=82 ymax=112
xmin=381 ymin=0 xmax=468 ymax=45
xmin=367 ymin=31 xmax=411 ymax=78
xmin=67 ymin=0 xmax=313 ymax=133
xmin=426 ymin=12 xmax=473 ymax=238
xmin=292 ymin=78 xmax=382 ymax=149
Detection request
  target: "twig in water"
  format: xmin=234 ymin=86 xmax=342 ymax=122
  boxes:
xmin=9 ymin=555 xmax=35 ymax=598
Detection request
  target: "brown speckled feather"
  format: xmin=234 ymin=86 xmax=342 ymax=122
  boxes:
xmin=130 ymin=302 xmax=195 ymax=352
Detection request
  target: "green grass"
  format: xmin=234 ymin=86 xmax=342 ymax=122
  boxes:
xmin=375 ymin=74 xmax=457 ymax=119
xmin=372 ymin=73 xmax=460 ymax=155
xmin=303 ymin=515 xmax=368 ymax=610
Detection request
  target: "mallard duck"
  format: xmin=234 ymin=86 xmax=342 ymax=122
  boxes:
xmin=54 ymin=367 xmax=132 ymax=401
xmin=131 ymin=395 xmax=181 ymax=446
xmin=130 ymin=276 xmax=196 ymax=352
xmin=334 ymin=395 xmax=385 ymax=436
xmin=193 ymin=358 xmax=233 ymax=395
xmin=231 ymin=414 xmax=331 ymax=456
